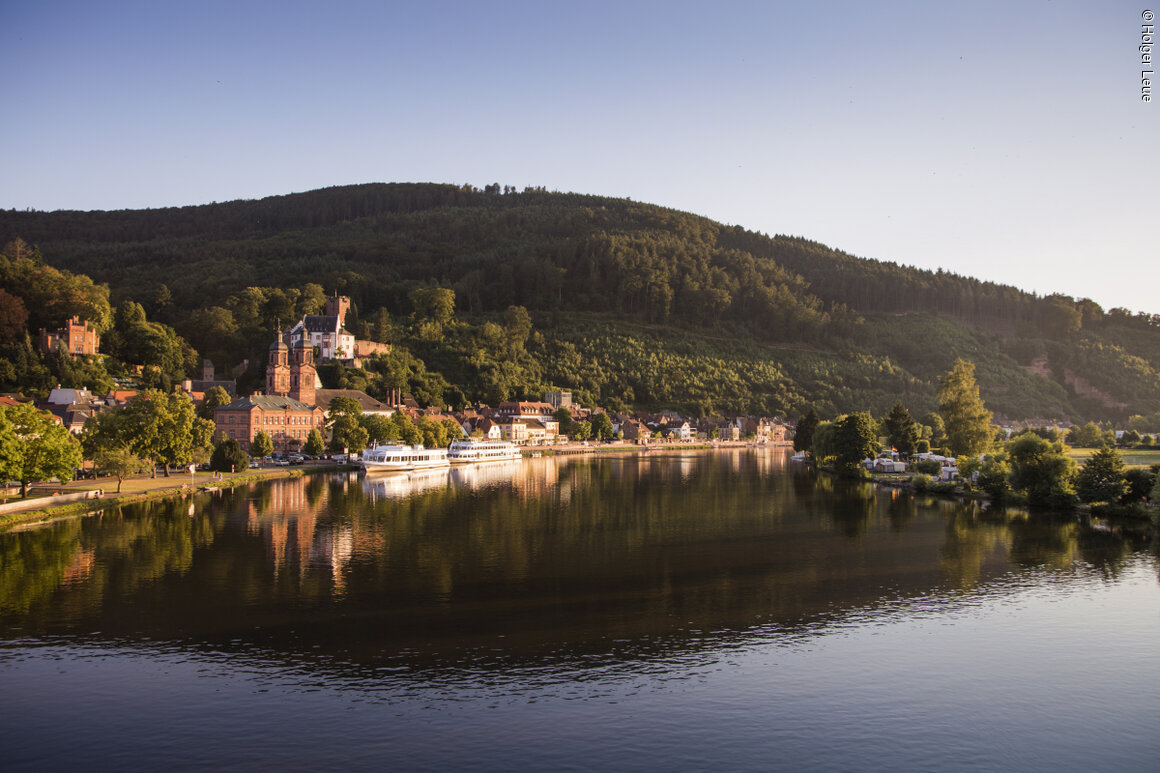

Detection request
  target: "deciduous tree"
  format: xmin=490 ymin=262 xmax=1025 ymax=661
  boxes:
xmin=938 ymin=360 xmax=993 ymax=457
xmin=303 ymin=428 xmax=325 ymax=456
xmin=250 ymin=430 xmax=274 ymax=459
xmin=1075 ymin=446 xmax=1127 ymax=505
xmin=794 ymin=408 xmax=819 ymax=454
xmin=1007 ymin=432 xmax=1076 ymax=508
xmin=210 ymin=436 xmax=249 ymax=473
xmin=93 ymin=445 xmax=148 ymax=493
xmin=834 ymin=412 xmax=878 ymax=475
xmin=2 ymin=401 xmax=84 ymax=497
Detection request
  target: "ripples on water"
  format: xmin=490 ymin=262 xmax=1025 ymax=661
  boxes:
xmin=2 ymin=452 xmax=1159 ymax=771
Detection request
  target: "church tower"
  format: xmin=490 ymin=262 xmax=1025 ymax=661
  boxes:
xmin=266 ymin=331 xmax=291 ymax=396
xmin=289 ymin=335 xmax=316 ymax=406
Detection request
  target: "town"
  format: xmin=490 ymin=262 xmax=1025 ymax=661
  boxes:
xmin=3 ymin=286 xmax=1158 ymax=529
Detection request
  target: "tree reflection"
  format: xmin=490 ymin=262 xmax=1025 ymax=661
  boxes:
xmin=3 ymin=451 xmax=1154 ymax=674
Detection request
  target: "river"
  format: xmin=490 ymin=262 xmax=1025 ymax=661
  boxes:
xmin=2 ymin=449 xmax=1157 ymax=771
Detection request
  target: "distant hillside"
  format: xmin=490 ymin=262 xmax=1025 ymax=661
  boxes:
xmin=3 ymin=182 xmax=1158 ymax=423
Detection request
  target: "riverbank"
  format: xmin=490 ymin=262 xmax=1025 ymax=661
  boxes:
xmin=0 ymin=463 xmax=358 ymax=531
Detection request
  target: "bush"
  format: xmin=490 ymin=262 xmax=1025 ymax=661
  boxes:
xmin=210 ymin=437 xmax=249 ymax=473
xmin=914 ymin=459 xmax=942 ymax=475
xmin=912 ymin=473 xmax=933 ymax=491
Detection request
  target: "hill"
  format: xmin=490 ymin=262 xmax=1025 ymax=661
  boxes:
xmin=2 ymin=182 xmax=1158 ymax=425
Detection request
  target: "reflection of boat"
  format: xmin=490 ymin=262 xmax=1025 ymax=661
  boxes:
xmin=447 ymin=438 xmax=522 ymax=464
xmin=362 ymin=467 xmax=451 ymax=499
xmin=360 ymin=444 xmax=450 ymax=473
xmin=449 ymin=459 xmax=523 ymax=489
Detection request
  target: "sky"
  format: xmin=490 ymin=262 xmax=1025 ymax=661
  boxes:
xmin=2 ymin=1 xmax=1156 ymax=313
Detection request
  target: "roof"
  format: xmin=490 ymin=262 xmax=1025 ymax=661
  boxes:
xmin=47 ymin=387 xmax=96 ymax=406
xmin=301 ymin=315 xmax=343 ymax=334
xmin=314 ymin=389 xmax=394 ymax=414
xmin=218 ymin=395 xmax=317 ymax=412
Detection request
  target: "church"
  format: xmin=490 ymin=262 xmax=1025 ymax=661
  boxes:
xmin=213 ymin=331 xmax=326 ymax=454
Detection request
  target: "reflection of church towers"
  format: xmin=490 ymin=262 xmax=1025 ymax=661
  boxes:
xmin=266 ymin=329 xmax=316 ymax=405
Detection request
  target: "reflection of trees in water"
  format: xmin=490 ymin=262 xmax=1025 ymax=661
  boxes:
xmin=826 ymin=480 xmax=876 ymax=539
xmin=1007 ymin=517 xmax=1079 ymax=572
xmin=885 ymin=488 xmax=918 ymax=532
xmin=0 ymin=499 xmax=217 ymax=624
xmin=934 ymin=506 xmax=1137 ymax=591
xmin=2 ymin=453 xmax=1149 ymax=674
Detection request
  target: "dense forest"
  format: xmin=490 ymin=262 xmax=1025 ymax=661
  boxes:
xmin=2 ymin=182 xmax=1158 ymax=426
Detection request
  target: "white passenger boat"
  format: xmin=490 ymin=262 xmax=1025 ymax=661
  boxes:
xmin=360 ymin=444 xmax=450 ymax=473
xmin=447 ymin=438 xmax=522 ymax=464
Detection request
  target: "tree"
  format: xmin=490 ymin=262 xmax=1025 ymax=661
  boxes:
xmin=794 ymin=408 xmax=819 ymax=454
xmin=1067 ymin=422 xmax=1104 ymax=448
xmin=553 ymin=406 xmax=574 ymax=437
xmin=416 ymin=416 xmax=451 ymax=449
xmin=0 ymin=288 xmax=29 ymax=343
xmin=883 ymin=401 xmax=919 ymax=457
xmin=328 ymin=413 xmax=368 ymax=453
xmin=209 ymin=436 xmax=249 ymax=474
xmin=573 ymin=420 xmax=592 ymax=441
xmin=371 ymin=307 xmax=392 ymax=344
xmin=834 ymin=412 xmax=878 ymax=475
xmin=1007 ymin=432 xmax=1076 ymax=508
xmin=327 ymin=396 xmax=363 ymax=418
xmin=199 ymin=385 xmax=232 ymax=421
xmin=0 ymin=409 xmax=24 ymax=487
xmin=1 ymin=402 xmax=84 ymax=497
xmin=92 ymin=445 xmax=148 ymax=493
xmin=410 ymin=287 xmax=455 ymax=326
xmin=302 ymin=428 xmax=325 ymax=456
xmin=1121 ymin=468 xmax=1155 ymax=505
xmin=975 ymin=452 xmax=1012 ymax=502
xmin=1075 ymin=446 xmax=1127 ymax=505
xmin=937 ymin=360 xmax=993 ymax=457
xmin=920 ymin=412 xmax=946 ymax=449
xmin=590 ymin=412 xmax=614 ymax=441
xmin=298 ymin=283 xmax=327 ymax=316
xmin=503 ymin=305 xmax=533 ymax=355
xmin=251 ymin=430 xmax=274 ymax=459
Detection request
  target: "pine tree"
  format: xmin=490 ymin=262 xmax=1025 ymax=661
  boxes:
xmin=883 ymin=400 xmax=919 ymax=456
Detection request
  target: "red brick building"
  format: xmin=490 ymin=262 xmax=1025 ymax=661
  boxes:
xmin=38 ymin=316 xmax=100 ymax=357
xmin=213 ymin=332 xmax=324 ymax=453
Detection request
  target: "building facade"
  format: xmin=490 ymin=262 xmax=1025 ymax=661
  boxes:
xmin=37 ymin=316 xmax=100 ymax=357
xmin=214 ymin=332 xmax=325 ymax=453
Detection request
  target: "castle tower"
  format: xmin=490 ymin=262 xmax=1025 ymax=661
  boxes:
xmin=324 ymin=293 xmax=351 ymax=325
xmin=289 ymin=335 xmax=316 ymax=406
xmin=266 ymin=331 xmax=291 ymax=396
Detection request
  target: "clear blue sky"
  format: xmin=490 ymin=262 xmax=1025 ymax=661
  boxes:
xmin=2 ymin=1 xmax=1156 ymax=313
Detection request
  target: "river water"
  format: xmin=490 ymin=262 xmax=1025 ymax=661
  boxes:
xmin=2 ymin=450 xmax=1158 ymax=771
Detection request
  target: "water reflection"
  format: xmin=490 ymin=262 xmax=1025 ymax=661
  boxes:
xmin=2 ymin=450 xmax=1155 ymax=680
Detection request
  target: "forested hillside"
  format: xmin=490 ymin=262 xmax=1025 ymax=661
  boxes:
xmin=2 ymin=182 xmax=1158 ymax=425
